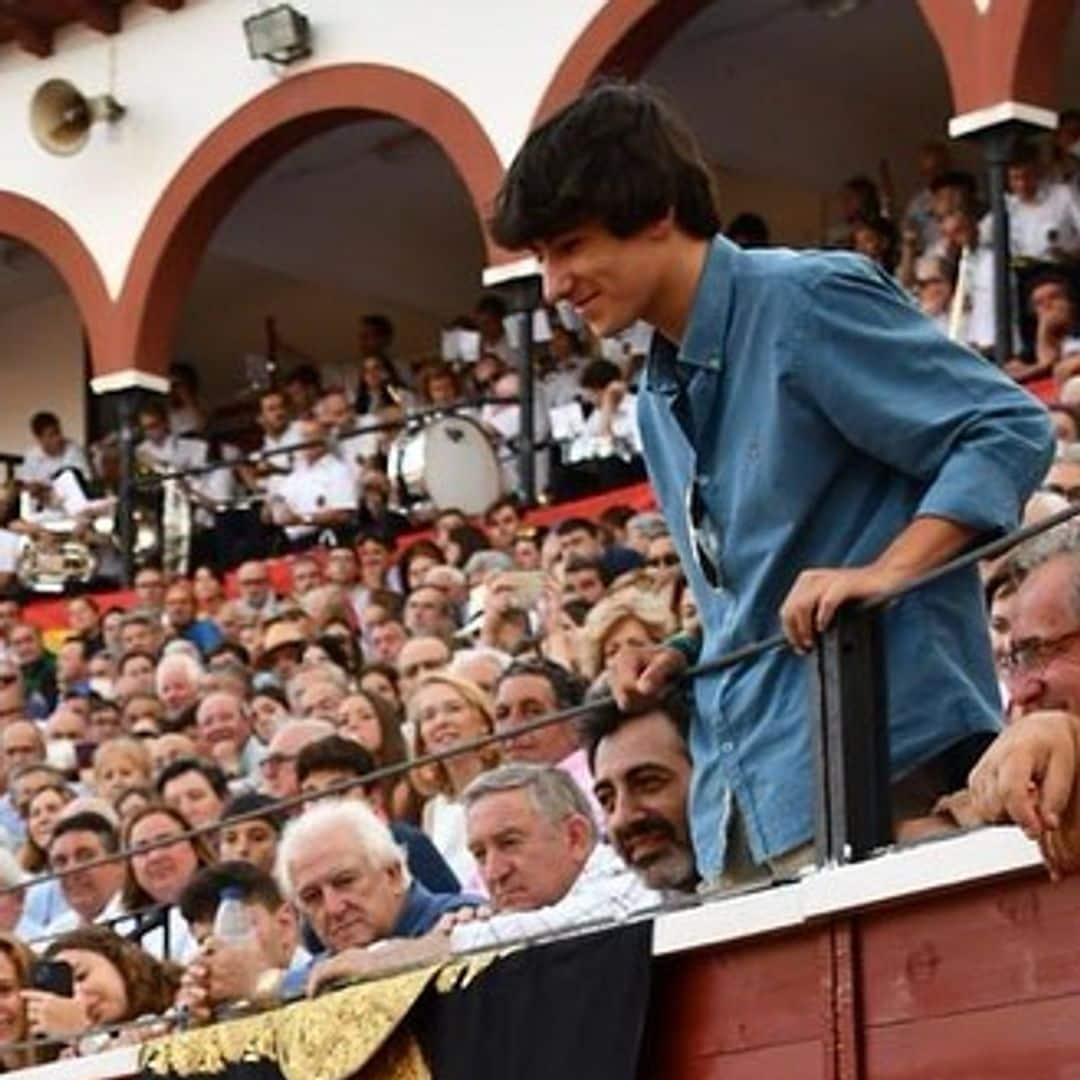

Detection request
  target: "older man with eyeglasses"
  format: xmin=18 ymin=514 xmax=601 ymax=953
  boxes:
xmin=933 ymin=522 xmax=1080 ymax=878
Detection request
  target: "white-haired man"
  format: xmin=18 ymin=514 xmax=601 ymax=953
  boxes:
xmin=155 ymin=651 xmax=203 ymax=722
xmin=278 ymin=799 xmax=477 ymax=996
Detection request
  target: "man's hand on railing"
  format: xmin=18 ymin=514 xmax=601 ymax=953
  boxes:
xmin=185 ymin=935 xmax=270 ymax=1010
xmin=780 ymin=517 xmax=980 ymax=652
xmin=780 ymin=564 xmax=907 ymax=653
xmin=608 ymin=646 xmax=688 ymax=713
xmin=306 ymin=935 xmax=452 ymax=997
xmin=967 ymin=709 xmax=1080 ymax=880
xmin=174 ymin=963 xmax=213 ymax=1025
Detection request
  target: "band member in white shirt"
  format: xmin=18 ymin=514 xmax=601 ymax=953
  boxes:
xmin=16 ymin=412 xmax=90 ymax=494
xmin=137 ymin=400 xmax=242 ymax=570
xmin=136 ymin=400 xmax=209 ymax=477
xmin=241 ymin=389 xmax=302 ymax=499
xmin=315 ymin=387 xmax=378 ymax=482
xmin=269 ymin=418 xmax=356 ymax=548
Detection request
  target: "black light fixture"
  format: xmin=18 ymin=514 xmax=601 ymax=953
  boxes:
xmin=243 ymin=4 xmax=311 ymax=64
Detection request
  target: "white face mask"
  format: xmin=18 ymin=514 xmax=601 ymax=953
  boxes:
xmin=45 ymin=738 xmax=77 ymax=776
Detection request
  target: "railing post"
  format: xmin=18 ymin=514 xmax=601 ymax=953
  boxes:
xmin=90 ymin=371 xmax=170 ymax=587
xmin=486 ymin=266 xmax=543 ymax=508
xmin=116 ymin=388 xmax=138 ymax=587
xmin=810 ymin=604 xmax=893 ymax=866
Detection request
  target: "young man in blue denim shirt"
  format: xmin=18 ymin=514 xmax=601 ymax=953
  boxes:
xmin=491 ymin=84 xmax=1054 ymax=884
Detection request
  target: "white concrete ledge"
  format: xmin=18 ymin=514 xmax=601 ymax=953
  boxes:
xmin=949 ymin=101 xmax=1058 ymax=138
xmin=20 ymin=1044 xmax=139 ymax=1080
xmin=482 ymin=256 xmax=540 ymax=286
xmin=89 ymin=370 xmax=170 ymax=396
xmin=652 ymin=826 xmax=1043 ymax=956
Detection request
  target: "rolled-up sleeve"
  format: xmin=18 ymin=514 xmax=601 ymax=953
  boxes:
xmin=788 ymin=259 xmax=1054 ymax=536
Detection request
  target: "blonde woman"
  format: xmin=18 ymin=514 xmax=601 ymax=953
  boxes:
xmin=408 ymin=672 xmax=500 ymax=886
xmin=92 ymin=738 xmax=154 ymax=809
xmin=579 ymin=591 xmax=677 ymax=682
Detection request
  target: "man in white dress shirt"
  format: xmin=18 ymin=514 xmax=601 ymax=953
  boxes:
xmin=242 ymin=390 xmax=302 ymax=499
xmin=270 ymin=417 xmax=356 ymax=548
xmin=16 ymin=412 xmax=90 ymax=493
xmin=305 ymin=764 xmax=658 ymax=992
xmin=450 ymin=764 xmax=658 ymax=950
xmin=1005 ymin=141 xmax=1080 ymax=262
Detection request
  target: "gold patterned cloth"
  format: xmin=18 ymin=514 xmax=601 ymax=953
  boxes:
xmin=140 ymin=963 xmax=437 ymax=1080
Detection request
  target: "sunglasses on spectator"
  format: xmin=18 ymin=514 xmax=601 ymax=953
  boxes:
xmin=0 ymin=674 xmax=18 ymax=686
xmin=646 ymin=554 xmax=681 ymax=568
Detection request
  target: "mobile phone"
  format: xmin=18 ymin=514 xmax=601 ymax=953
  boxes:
xmin=29 ymin=959 xmax=73 ymax=998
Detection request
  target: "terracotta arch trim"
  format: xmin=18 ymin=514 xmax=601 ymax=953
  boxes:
xmin=917 ymin=0 xmax=1073 ymax=119
xmin=0 ymin=192 xmax=111 ymax=369
xmin=533 ymin=0 xmax=712 ymax=127
xmin=108 ymin=63 xmax=507 ymax=379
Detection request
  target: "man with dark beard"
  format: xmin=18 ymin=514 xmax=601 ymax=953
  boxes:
xmin=583 ymin=695 xmax=697 ymax=895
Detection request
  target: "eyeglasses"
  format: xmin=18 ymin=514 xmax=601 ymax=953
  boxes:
xmin=646 ymin=554 xmax=681 ymax=569
xmin=914 ymin=277 xmax=946 ymax=289
xmin=240 ymin=578 xmax=269 ymax=587
xmin=0 ymin=674 xmax=17 ymax=686
xmin=1003 ymin=627 xmax=1080 ymax=677
xmin=686 ymin=481 xmax=722 ymax=589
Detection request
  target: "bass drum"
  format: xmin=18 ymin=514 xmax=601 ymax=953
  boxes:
xmin=387 ymin=415 xmax=503 ymax=516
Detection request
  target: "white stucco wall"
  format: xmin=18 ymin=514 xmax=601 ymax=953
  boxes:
xmin=0 ymin=291 xmax=85 ymax=453
xmin=0 ymin=0 xmax=605 ymax=299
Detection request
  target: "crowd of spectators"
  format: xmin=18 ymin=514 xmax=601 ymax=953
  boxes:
xmin=0 ymin=117 xmax=1075 ymax=1067
xmin=827 ymin=120 xmax=1080 ymax=376
xmin=0 ymin=294 xmax=651 ymax=589
xmin=0 ymin=494 xmax=712 ymax=1062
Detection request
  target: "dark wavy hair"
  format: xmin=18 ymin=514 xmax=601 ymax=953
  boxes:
xmin=491 ymin=81 xmax=719 ymax=249
xmin=44 ymin=925 xmax=181 ymax=1021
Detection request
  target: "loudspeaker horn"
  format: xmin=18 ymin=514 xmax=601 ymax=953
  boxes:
xmin=30 ymin=79 xmax=125 ymax=156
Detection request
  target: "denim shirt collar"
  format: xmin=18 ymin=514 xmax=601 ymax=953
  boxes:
xmin=646 ymin=234 xmax=737 ymax=393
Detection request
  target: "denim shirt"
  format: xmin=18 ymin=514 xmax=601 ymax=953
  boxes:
xmin=637 ymin=236 xmax=1054 ymax=877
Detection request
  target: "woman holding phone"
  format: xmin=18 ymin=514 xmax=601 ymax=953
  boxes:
xmin=22 ymin=926 xmax=179 ymax=1051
